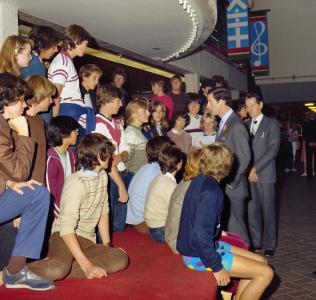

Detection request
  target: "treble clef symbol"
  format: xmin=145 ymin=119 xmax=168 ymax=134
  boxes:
xmin=251 ymin=21 xmax=268 ymax=67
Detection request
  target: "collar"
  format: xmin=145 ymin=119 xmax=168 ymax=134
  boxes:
xmin=220 ymin=108 xmax=233 ymax=126
xmin=172 ymin=128 xmax=183 ymax=135
xmin=80 ymin=168 xmax=99 ymax=177
xmin=98 ymin=112 xmax=113 ymax=122
xmin=252 ymin=113 xmax=263 ymax=124
xmin=164 ymin=172 xmax=177 ymax=183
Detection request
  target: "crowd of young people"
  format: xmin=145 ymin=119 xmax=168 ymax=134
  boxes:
xmin=0 ymin=23 xmax=274 ymax=300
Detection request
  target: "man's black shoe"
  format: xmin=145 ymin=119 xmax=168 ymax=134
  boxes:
xmin=264 ymin=250 xmax=275 ymax=257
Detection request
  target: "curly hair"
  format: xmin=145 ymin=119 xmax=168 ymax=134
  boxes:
xmin=0 ymin=72 xmax=30 ymax=113
xmin=199 ymin=142 xmax=234 ymax=181
xmin=29 ymin=25 xmax=61 ymax=53
xmin=76 ymin=133 xmax=115 ymax=171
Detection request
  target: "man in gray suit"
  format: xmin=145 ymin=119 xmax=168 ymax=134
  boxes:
xmin=207 ymin=88 xmax=251 ymax=244
xmin=245 ymin=93 xmax=280 ymax=256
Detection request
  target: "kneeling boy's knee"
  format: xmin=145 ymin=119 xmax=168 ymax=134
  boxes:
xmin=112 ymin=248 xmax=129 ymax=272
xmin=32 ymin=186 xmax=50 ymax=207
xmin=263 ymin=265 xmax=274 ymax=283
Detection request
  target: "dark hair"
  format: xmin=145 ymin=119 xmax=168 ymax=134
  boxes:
xmin=201 ymin=79 xmax=213 ymax=89
xmin=76 ymin=133 xmax=115 ymax=171
xmin=245 ymin=92 xmax=263 ymax=104
xmin=211 ymin=75 xmax=228 ymax=89
xmin=232 ymin=99 xmax=246 ymax=112
xmin=0 ymin=72 xmax=30 ymax=113
xmin=29 ymin=25 xmax=61 ymax=53
xmin=111 ymin=67 xmax=127 ymax=81
xmin=150 ymin=79 xmax=165 ymax=88
xmin=170 ymin=75 xmax=182 ymax=82
xmin=146 ymin=136 xmax=172 ymax=163
xmin=158 ymin=146 xmax=183 ymax=174
xmin=47 ymin=116 xmax=79 ymax=147
xmin=186 ymin=93 xmax=201 ymax=110
xmin=61 ymin=24 xmax=91 ymax=51
xmin=208 ymin=87 xmax=232 ymax=107
xmin=96 ymin=84 xmax=122 ymax=110
xmin=171 ymin=111 xmax=190 ymax=128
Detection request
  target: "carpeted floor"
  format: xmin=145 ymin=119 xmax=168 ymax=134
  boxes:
xmin=0 ymin=227 xmax=217 ymax=300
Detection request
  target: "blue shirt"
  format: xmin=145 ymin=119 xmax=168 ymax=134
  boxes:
xmin=20 ymin=53 xmax=52 ymax=126
xmin=126 ymin=162 xmax=161 ymax=224
xmin=21 ymin=52 xmax=46 ymax=78
xmin=177 ymin=174 xmax=224 ymax=272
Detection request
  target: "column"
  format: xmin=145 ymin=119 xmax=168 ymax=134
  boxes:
xmin=184 ymin=73 xmax=200 ymax=93
xmin=0 ymin=0 xmax=18 ymax=46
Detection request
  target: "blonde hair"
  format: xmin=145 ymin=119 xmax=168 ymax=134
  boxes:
xmin=26 ymin=75 xmax=56 ymax=106
xmin=125 ymin=96 xmax=150 ymax=126
xmin=183 ymin=149 xmax=201 ymax=181
xmin=199 ymin=142 xmax=234 ymax=181
xmin=200 ymin=112 xmax=217 ymax=132
xmin=0 ymin=35 xmax=34 ymax=76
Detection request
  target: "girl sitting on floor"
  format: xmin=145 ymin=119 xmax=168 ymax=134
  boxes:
xmin=177 ymin=142 xmax=273 ymax=300
xmin=144 ymin=146 xmax=183 ymax=243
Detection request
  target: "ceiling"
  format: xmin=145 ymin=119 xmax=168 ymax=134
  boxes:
xmin=14 ymin=0 xmax=217 ymax=61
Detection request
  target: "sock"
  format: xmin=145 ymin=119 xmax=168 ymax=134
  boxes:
xmin=7 ymin=256 xmax=26 ymax=275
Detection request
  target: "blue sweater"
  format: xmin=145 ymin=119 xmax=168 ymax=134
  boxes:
xmin=176 ymin=174 xmax=224 ymax=272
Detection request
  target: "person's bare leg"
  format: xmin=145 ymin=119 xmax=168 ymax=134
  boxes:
xmin=228 ymin=247 xmax=273 ymax=300
xmin=230 ymin=246 xmax=269 ymax=299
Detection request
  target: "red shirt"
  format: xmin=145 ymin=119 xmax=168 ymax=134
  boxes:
xmin=152 ymin=95 xmax=174 ymax=120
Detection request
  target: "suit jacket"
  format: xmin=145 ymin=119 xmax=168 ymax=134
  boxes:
xmin=247 ymin=115 xmax=280 ymax=183
xmin=216 ymin=112 xmax=250 ymax=195
xmin=0 ymin=115 xmax=34 ymax=195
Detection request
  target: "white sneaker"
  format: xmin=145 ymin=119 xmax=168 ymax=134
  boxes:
xmin=284 ymin=168 xmax=291 ymax=173
xmin=301 ymin=172 xmax=307 ymax=176
xmin=291 ymin=168 xmax=297 ymax=172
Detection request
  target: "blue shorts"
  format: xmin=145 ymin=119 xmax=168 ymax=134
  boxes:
xmin=182 ymin=241 xmax=235 ymax=272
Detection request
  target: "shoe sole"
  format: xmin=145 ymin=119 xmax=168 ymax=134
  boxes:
xmin=5 ymin=283 xmax=55 ymax=291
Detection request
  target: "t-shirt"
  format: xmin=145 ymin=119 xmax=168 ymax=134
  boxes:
xmin=167 ymin=92 xmax=189 ymax=113
xmin=48 ymin=52 xmax=87 ymax=129
xmin=185 ymin=114 xmax=203 ymax=147
xmin=54 ymin=148 xmax=72 ymax=178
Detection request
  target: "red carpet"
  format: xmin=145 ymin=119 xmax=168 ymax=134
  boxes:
xmin=0 ymin=227 xmax=217 ymax=300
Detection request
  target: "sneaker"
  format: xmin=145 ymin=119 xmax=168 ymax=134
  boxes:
xmin=5 ymin=266 xmax=55 ymax=291
xmin=284 ymin=168 xmax=291 ymax=173
xmin=291 ymin=168 xmax=297 ymax=172
xmin=301 ymin=172 xmax=307 ymax=176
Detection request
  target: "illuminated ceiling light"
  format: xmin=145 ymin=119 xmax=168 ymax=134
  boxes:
xmin=179 ymin=0 xmax=184 ymax=4
xmin=304 ymin=103 xmax=315 ymax=107
xmin=187 ymin=5 xmax=191 ymax=13
xmin=183 ymin=1 xmax=188 ymax=9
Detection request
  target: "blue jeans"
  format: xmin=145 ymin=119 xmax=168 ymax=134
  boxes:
xmin=0 ymin=185 xmax=50 ymax=259
xmin=149 ymin=226 xmax=165 ymax=243
xmin=109 ymin=171 xmax=134 ymax=232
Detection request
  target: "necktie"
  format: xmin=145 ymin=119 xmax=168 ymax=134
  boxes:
xmin=216 ymin=119 xmax=224 ymax=137
xmin=251 ymin=120 xmax=257 ymax=136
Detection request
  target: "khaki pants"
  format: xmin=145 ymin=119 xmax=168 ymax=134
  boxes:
xmin=28 ymin=232 xmax=128 ymax=281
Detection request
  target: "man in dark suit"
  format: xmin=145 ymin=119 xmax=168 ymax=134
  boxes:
xmin=207 ymin=88 xmax=250 ymax=244
xmin=245 ymin=93 xmax=280 ymax=256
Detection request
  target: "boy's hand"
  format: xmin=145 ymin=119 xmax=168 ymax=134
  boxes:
xmin=118 ymin=185 xmax=128 ymax=203
xmin=6 ymin=179 xmax=42 ymax=195
xmin=113 ymin=154 xmax=122 ymax=165
xmin=8 ymin=116 xmax=29 ymax=136
xmin=84 ymin=264 xmax=107 ymax=279
xmin=213 ymin=268 xmax=230 ymax=286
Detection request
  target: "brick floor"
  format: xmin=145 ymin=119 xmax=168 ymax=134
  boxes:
xmin=262 ymin=169 xmax=316 ymax=299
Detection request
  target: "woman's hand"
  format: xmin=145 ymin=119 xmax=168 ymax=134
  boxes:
xmin=213 ymin=268 xmax=230 ymax=286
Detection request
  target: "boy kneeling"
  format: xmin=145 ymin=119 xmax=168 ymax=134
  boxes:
xmin=29 ymin=133 xmax=129 ymax=280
